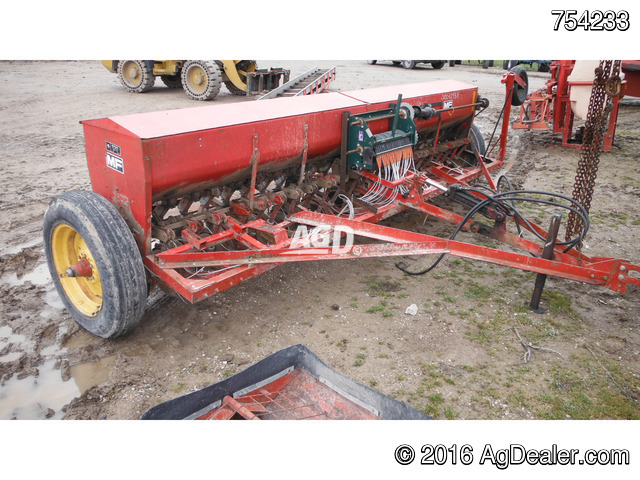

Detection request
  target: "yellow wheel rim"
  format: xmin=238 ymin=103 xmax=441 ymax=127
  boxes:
xmin=51 ymin=224 xmax=103 ymax=317
xmin=186 ymin=65 xmax=208 ymax=94
xmin=122 ymin=61 xmax=142 ymax=87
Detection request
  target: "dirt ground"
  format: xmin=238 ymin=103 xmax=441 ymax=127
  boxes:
xmin=0 ymin=60 xmax=638 ymax=420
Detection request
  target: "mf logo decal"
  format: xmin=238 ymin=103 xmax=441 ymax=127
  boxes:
xmin=105 ymin=142 xmax=124 ymax=174
xmin=106 ymin=153 xmax=124 ymax=174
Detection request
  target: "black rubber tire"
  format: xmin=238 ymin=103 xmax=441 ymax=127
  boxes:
xmin=537 ymin=62 xmax=550 ymax=73
xmin=181 ymin=60 xmax=222 ymax=101
xmin=431 ymin=61 xmax=445 ymax=70
xmin=224 ymin=81 xmax=245 ymax=95
xmin=469 ymin=124 xmax=486 ymax=157
xmin=43 ymin=191 xmax=147 ymax=338
xmin=402 ymin=60 xmax=416 ymax=69
xmin=161 ymin=74 xmax=183 ymax=89
xmin=367 ymin=60 xmax=377 ymax=65
xmin=509 ymin=65 xmax=529 ymax=106
xmin=117 ymin=60 xmax=155 ymax=93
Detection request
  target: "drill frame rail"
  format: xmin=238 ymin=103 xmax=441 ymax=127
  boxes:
xmin=151 ymin=171 xmax=639 ymax=302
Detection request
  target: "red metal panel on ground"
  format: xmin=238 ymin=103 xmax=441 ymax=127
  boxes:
xmin=196 ymin=370 xmax=380 ymax=420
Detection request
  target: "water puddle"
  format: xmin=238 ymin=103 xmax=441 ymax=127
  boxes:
xmin=0 ymin=352 xmax=23 ymax=362
xmin=69 ymin=355 xmax=117 ymax=394
xmin=0 ymin=237 xmax=42 ymax=256
xmin=0 ymin=262 xmax=51 ymax=288
xmin=0 ymin=262 xmax=64 ymax=315
xmin=0 ymin=358 xmax=80 ymax=419
xmin=0 ymin=325 xmax=34 ymax=352
xmin=0 ymin=325 xmax=81 ymax=420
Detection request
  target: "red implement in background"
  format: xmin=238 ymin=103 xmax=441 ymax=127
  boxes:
xmin=513 ymin=60 xmax=625 ymax=151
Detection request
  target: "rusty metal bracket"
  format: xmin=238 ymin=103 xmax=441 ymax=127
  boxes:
xmin=249 ymin=135 xmax=259 ymax=210
xmin=297 ymin=125 xmax=309 ymax=186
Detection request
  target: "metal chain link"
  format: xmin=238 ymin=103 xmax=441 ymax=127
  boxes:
xmin=565 ymin=60 xmax=622 ymax=246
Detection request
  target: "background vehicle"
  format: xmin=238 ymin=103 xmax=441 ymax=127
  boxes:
xmin=503 ymin=60 xmax=552 ymax=72
xmin=102 ymin=60 xmax=288 ymax=101
xmin=367 ymin=60 xmax=446 ymax=70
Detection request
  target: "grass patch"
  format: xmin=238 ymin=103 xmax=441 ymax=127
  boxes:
xmin=362 ymin=276 xmax=403 ymax=297
xmin=542 ymin=290 xmax=581 ymax=320
xmin=533 ymin=359 xmax=640 ymax=419
xmin=366 ymin=300 xmax=387 ymax=313
xmin=464 ymin=281 xmax=493 ymax=301
xmin=171 ymin=382 xmax=185 ymax=393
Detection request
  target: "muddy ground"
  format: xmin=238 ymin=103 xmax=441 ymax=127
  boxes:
xmin=0 ymin=60 xmax=638 ymax=420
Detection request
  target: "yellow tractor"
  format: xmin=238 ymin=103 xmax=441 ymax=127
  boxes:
xmin=101 ymin=60 xmax=288 ymax=101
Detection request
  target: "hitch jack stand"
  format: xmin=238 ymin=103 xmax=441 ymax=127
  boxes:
xmin=529 ymin=213 xmax=563 ymax=312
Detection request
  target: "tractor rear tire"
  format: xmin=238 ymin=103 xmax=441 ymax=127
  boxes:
xmin=509 ymin=65 xmax=529 ymax=106
xmin=43 ymin=191 xmax=147 ymax=339
xmin=117 ymin=60 xmax=155 ymax=93
xmin=181 ymin=60 xmax=222 ymax=101
xmin=161 ymin=74 xmax=183 ymax=89
xmin=431 ymin=61 xmax=445 ymax=70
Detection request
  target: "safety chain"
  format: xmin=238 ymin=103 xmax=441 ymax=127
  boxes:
xmin=565 ymin=60 xmax=622 ymax=246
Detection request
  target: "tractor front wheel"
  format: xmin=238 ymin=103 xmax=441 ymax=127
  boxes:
xmin=43 ymin=191 xmax=147 ymax=338
xmin=117 ymin=60 xmax=155 ymax=93
xmin=181 ymin=60 xmax=222 ymax=101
